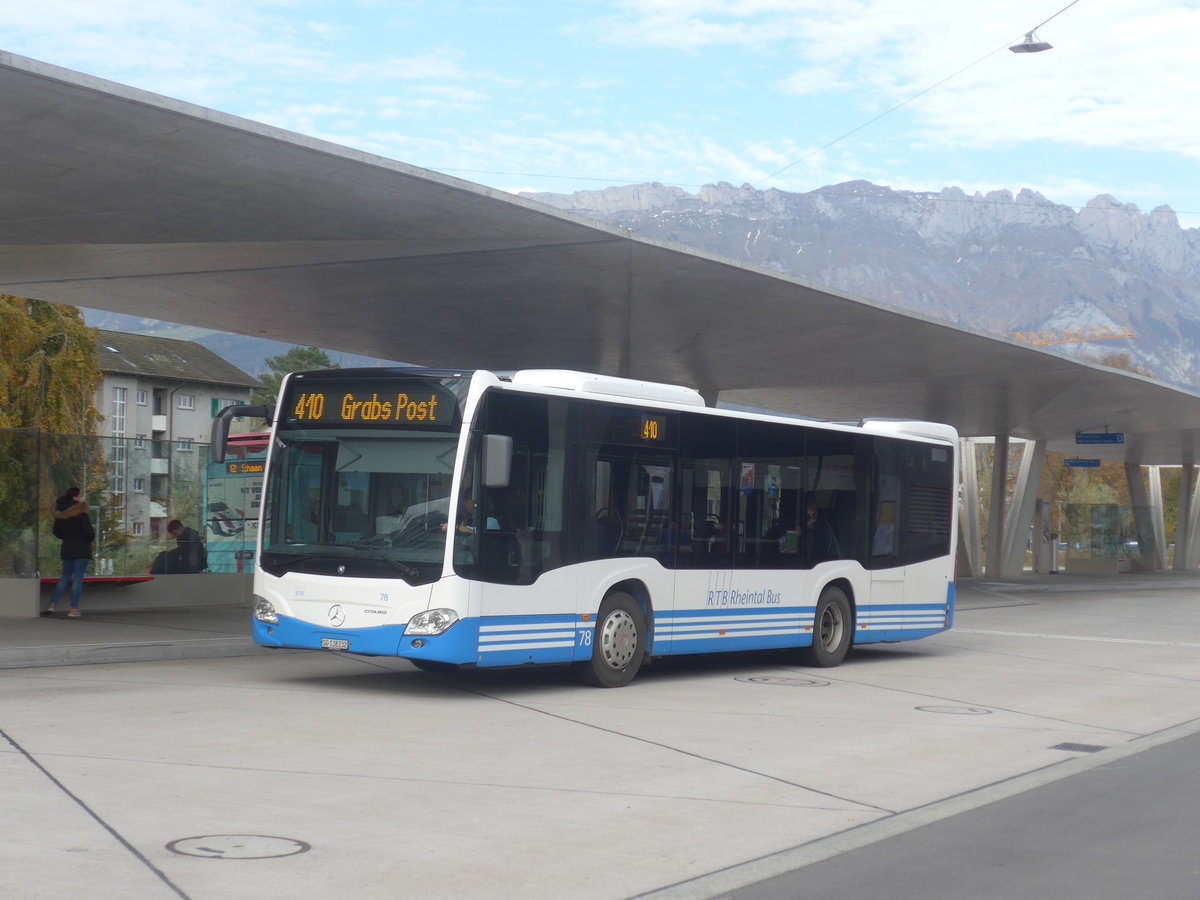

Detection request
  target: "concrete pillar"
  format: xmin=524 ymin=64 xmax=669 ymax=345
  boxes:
xmin=1125 ymin=463 xmax=1161 ymax=570
xmin=999 ymin=439 xmax=1045 ymax=577
xmin=1176 ymin=465 xmax=1200 ymax=571
xmin=957 ymin=439 xmax=982 ymax=576
xmin=1146 ymin=466 xmax=1168 ymax=570
xmin=985 ymin=435 xmax=1009 ymax=577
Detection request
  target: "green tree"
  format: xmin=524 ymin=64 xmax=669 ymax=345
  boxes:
xmin=251 ymin=346 xmax=338 ymax=409
xmin=0 ymin=296 xmax=102 ymax=575
xmin=0 ymin=296 xmax=99 ymax=432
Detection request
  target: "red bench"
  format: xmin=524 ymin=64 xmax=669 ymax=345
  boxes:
xmin=39 ymin=576 xmax=155 ymax=586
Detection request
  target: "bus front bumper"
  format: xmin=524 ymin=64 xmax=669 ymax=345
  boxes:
xmin=253 ymin=613 xmax=480 ymax=664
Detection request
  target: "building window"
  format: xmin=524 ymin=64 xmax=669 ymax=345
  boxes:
xmin=176 ymin=438 xmax=194 ymax=452
xmin=110 ymin=441 xmax=126 ymax=495
xmin=136 ymin=390 xmax=148 ymax=406
xmin=133 ymin=477 xmax=146 ymax=493
xmin=111 ymin=387 xmax=127 ymax=435
xmin=132 ymin=522 xmax=144 ymax=537
xmin=178 ymin=394 xmax=195 ymax=410
xmin=134 ymin=434 xmax=146 ymax=449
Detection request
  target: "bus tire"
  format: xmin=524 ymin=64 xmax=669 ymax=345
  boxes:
xmin=802 ymin=585 xmax=852 ymax=667
xmin=576 ymin=590 xmax=646 ymax=687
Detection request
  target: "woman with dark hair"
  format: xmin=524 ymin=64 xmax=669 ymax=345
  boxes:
xmin=46 ymin=486 xmax=94 ymax=617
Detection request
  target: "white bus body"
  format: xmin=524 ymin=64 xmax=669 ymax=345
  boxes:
xmin=226 ymin=368 xmax=958 ymax=686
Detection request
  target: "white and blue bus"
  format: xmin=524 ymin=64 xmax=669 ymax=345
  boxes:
xmin=213 ymin=368 xmax=957 ymax=687
xmin=203 ymin=432 xmax=267 ymax=573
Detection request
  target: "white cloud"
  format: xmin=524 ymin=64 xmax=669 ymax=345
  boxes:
xmin=581 ymin=0 xmax=1200 ymax=165
xmin=4 ymin=0 xmax=1197 ymax=222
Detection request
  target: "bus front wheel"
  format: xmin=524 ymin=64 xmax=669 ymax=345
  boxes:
xmin=802 ymin=585 xmax=852 ymax=667
xmin=576 ymin=591 xmax=646 ymax=687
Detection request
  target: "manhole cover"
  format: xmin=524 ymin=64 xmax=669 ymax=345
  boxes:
xmin=166 ymin=835 xmax=311 ymax=859
xmin=735 ymin=675 xmax=831 ymax=687
xmin=916 ymin=705 xmax=993 ymax=715
xmin=1050 ymin=742 xmax=1108 ymax=753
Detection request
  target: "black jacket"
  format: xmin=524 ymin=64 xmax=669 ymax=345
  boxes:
xmin=175 ymin=526 xmax=208 ymax=573
xmin=52 ymin=498 xmax=95 ymax=560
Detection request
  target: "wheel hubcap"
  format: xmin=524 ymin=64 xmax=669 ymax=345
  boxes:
xmin=819 ymin=603 xmax=844 ymax=651
xmin=599 ymin=610 xmax=637 ymax=669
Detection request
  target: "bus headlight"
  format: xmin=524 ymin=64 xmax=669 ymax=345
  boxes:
xmin=406 ymin=608 xmax=459 ymax=636
xmin=253 ymin=595 xmax=278 ymax=624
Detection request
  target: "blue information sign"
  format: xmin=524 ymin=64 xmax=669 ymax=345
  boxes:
xmin=1075 ymin=432 xmax=1124 ymax=445
xmin=1064 ymin=458 xmax=1101 ymax=468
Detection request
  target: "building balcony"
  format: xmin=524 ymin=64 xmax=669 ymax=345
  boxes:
xmin=151 ymin=414 xmax=167 ymax=432
xmin=150 ymin=458 xmax=169 ymax=475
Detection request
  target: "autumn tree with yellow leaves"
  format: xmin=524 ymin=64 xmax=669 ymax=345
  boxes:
xmin=1 ymin=296 xmax=99 ymax=432
xmin=0 ymin=296 xmax=101 ymax=574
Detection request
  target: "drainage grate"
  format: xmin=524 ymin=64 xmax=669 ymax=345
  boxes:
xmin=735 ymin=675 xmax=831 ymax=687
xmin=166 ymin=835 xmax=311 ymax=859
xmin=1050 ymin=742 xmax=1108 ymax=753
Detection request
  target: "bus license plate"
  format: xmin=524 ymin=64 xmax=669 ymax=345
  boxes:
xmin=321 ymin=638 xmax=350 ymax=650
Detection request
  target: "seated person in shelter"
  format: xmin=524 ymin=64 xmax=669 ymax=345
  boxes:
xmin=150 ymin=519 xmax=209 ymax=573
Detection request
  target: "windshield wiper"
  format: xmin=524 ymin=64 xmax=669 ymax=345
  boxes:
xmin=265 ymin=548 xmax=419 ymax=581
xmin=351 ymin=542 xmax=421 ymax=580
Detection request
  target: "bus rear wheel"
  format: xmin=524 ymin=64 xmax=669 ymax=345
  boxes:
xmin=576 ymin=591 xmax=646 ymax=687
xmin=802 ymin=585 xmax=852 ymax=667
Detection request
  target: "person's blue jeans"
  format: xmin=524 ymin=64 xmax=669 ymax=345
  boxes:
xmin=51 ymin=557 xmax=90 ymax=609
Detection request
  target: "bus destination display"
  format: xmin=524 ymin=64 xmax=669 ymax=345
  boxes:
xmin=283 ymin=381 xmax=458 ymax=429
xmin=603 ymin=410 xmax=668 ymax=445
xmin=227 ymin=461 xmax=265 ymax=474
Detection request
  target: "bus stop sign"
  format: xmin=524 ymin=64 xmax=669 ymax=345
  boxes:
xmin=1076 ymin=432 xmax=1124 ymax=444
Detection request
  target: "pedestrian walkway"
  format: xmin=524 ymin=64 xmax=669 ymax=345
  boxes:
xmin=0 ymin=604 xmax=261 ymax=669
xmin=6 ymin=569 xmax=1200 ymax=898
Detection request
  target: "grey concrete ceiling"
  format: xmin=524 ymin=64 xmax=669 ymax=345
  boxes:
xmin=4 ymin=50 xmax=1200 ymax=465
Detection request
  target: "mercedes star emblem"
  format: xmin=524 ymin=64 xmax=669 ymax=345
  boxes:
xmin=328 ymin=605 xmax=346 ymax=627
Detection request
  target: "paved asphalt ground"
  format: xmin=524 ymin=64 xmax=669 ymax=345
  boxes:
xmin=3 ymin=573 xmax=1200 ymax=899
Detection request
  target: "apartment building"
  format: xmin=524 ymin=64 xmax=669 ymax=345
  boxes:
xmin=94 ymin=330 xmax=261 ymax=541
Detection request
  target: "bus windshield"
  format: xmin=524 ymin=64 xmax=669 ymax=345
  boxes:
xmin=261 ymin=372 xmax=468 ymax=584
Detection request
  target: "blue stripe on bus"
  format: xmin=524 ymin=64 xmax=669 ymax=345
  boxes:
xmin=475 ymin=614 xmax=587 ymax=666
xmin=854 ymin=600 xmax=950 ymax=644
xmin=253 ymin=588 xmax=955 ymax=665
xmin=652 ymin=607 xmax=811 ymax=654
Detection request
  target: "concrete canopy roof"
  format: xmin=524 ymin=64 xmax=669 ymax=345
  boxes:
xmin=4 ymin=50 xmax=1200 ymax=465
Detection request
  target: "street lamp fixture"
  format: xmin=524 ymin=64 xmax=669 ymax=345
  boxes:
xmin=1010 ymin=30 xmax=1053 ymax=53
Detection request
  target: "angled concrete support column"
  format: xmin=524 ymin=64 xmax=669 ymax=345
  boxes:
xmin=957 ymin=439 xmax=982 ymax=576
xmin=985 ymin=435 xmax=1009 ymax=577
xmin=1146 ymin=467 xmax=1168 ymax=570
xmin=999 ymin=439 xmax=1046 ymax=577
xmin=1125 ymin=463 xmax=1162 ymax=570
xmin=1175 ymin=465 xmax=1200 ymax=571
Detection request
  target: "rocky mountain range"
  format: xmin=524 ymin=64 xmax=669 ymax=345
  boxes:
xmin=526 ymin=181 xmax=1200 ymax=390
xmin=82 ymin=180 xmax=1199 ymax=392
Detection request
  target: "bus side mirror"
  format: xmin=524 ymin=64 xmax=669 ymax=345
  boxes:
xmin=481 ymin=434 xmax=513 ymax=488
xmin=211 ymin=404 xmax=274 ymax=463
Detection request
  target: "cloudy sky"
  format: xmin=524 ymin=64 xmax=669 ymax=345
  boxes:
xmin=4 ymin=0 xmax=1198 ymax=225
